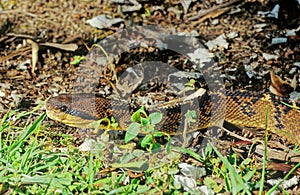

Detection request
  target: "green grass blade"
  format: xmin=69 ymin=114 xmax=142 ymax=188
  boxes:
xmin=210 ymin=142 xmax=251 ymax=195
xmin=173 ymin=146 xmax=205 ymax=163
xmin=266 ymin=162 xmax=300 ymax=195
xmin=7 ymin=112 xmax=46 ymax=155
xmin=259 ymin=106 xmax=269 ymax=195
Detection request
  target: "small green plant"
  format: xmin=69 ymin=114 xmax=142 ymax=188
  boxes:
xmin=143 ymin=7 xmax=151 ymax=17
xmin=92 ymin=116 xmax=119 ymax=134
xmin=179 ymin=79 xmax=197 ymax=95
xmin=185 ymin=78 xmax=196 ymax=89
xmin=210 ymin=143 xmax=253 ymax=194
xmin=124 ymin=107 xmax=171 ymax=153
xmin=70 ymin=55 xmax=85 ymax=65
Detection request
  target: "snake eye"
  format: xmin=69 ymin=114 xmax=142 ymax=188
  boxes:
xmin=59 ymin=105 xmax=68 ymax=112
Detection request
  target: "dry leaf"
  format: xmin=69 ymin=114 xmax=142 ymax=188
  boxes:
xmin=27 ymin=39 xmax=39 ymax=76
xmin=86 ymin=15 xmax=124 ymax=29
xmin=269 ymin=71 xmax=295 ymax=97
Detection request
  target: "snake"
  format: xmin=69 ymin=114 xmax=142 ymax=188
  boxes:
xmin=46 ymin=88 xmax=300 ymax=144
xmin=45 ymin=26 xmax=300 ymax=144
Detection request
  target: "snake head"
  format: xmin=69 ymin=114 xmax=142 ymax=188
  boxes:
xmin=46 ymin=94 xmax=99 ymax=128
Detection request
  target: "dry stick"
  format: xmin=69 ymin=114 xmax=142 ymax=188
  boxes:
xmin=222 ymin=126 xmax=263 ymax=158
xmin=188 ymin=0 xmax=242 ymax=21
xmin=0 ymin=10 xmax=37 ymax=17
xmin=222 ymin=127 xmax=263 ymax=144
xmin=0 ymin=47 xmax=31 ymax=62
xmin=182 ymin=115 xmax=188 ymax=148
xmin=188 ymin=0 xmax=243 ymax=21
xmin=40 ymin=42 xmax=78 ymax=51
xmin=195 ymin=7 xmax=233 ymax=25
xmin=6 ymin=33 xmax=78 ymax=51
xmin=255 ymin=144 xmax=300 ymax=163
xmin=6 ymin=33 xmax=35 ymax=40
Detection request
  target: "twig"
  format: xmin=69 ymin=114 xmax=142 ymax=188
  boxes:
xmin=222 ymin=127 xmax=263 ymax=145
xmin=188 ymin=0 xmax=243 ymax=21
xmin=0 ymin=10 xmax=37 ymax=17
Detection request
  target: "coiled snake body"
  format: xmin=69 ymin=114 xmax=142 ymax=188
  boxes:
xmin=45 ymin=26 xmax=300 ymax=144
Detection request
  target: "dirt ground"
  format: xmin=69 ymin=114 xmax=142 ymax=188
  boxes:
xmin=0 ymin=0 xmax=299 ymax=111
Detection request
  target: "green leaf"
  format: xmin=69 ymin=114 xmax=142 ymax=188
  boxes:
xmin=141 ymin=118 xmax=149 ymax=126
xmin=150 ymin=143 xmax=161 ymax=153
xmin=140 ymin=135 xmax=153 ymax=148
xmin=142 ymin=125 xmax=154 ymax=133
xmin=70 ymin=55 xmax=85 ymax=65
xmin=136 ymin=185 xmax=151 ymax=194
xmin=173 ymin=147 xmax=204 ymax=163
xmin=153 ymin=131 xmax=163 ymax=137
xmin=112 ymin=161 xmax=148 ymax=169
xmin=119 ymin=153 xmax=138 ymax=164
xmin=20 ymin=175 xmax=72 ymax=188
xmin=204 ymin=177 xmax=218 ymax=190
xmin=187 ymin=110 xmax=196 ymax=118
xmin=131 ymin=107 xmax=145 ymax=122
xmin=111 ymin=122 xmax=118 ymax=129
xmin=184 ymin=78 xmax=196 ymax=88
xmin=125 ymin=122 xmax=141 ymax=143
xmin=149 ymin=112 xmax=163 ymax=125
xmin=243 ymin=169 xmax=256 ymax=182
xmin=111 ymin=117 xmax=116 ymax=123
xmin=186 ymin=110 xmax=197 ymax=123
xmin=166 ymin=139 xmax=171 ymax=154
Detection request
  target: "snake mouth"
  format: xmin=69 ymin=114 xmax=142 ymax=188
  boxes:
xmin=46 ymin=105 xmax=126 ymax=130
xmin=46 ymin=101 xmax=99 ymax=128
xmin=46 ymin=108 xmax=98 ymax=128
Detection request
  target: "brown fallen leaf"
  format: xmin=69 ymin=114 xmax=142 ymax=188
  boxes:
xmin=268 ymin=162 xmax=300 ymax=175
xmin=269 ymin=71 xmax=295 ymax=97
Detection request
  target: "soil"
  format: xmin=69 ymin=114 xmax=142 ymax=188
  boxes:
xmin=1 ymin=0 xmax=299 ymax=111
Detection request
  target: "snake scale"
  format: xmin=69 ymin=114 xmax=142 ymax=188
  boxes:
xmin=45 ymin=26 xmax=300 ymax=144
xmin=46 ymin=89 xmax=300 ymax=144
